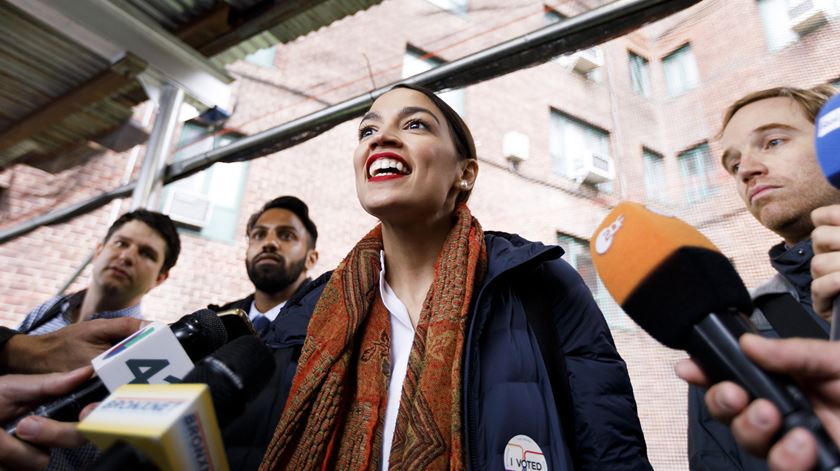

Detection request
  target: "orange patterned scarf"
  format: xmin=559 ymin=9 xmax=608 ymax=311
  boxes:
xmin=260 ymin=204 xmax=487 ymax=470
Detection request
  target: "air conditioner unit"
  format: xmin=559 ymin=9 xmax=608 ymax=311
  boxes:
xmin=573 ymin=153 xmax=614 ymax=185
xmin=788 ymin=0 xmax=830 ymax=34
xmin=502 ymin=131 xmax=529 ymax=164
xmin=164 ymin=190 xmax=212 ymax=229
xmin=569 ymin=47 xmax=603 ymax=74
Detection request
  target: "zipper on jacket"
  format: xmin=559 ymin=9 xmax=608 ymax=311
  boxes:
xmin=461 ymin=236 xmax=561 ymax=470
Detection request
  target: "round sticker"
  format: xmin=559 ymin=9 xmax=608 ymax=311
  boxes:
xmin=504 ymin=434 xmax=547 ymax=471
xmin=594 ymin=214 xmax=624 ymax=255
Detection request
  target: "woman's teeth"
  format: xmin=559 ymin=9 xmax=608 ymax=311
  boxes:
xmin=369 ymin=158 xmax=410 ymax=177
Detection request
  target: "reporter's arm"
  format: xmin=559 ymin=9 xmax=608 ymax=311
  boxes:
xmin=0 ymin=368 xmax=95 ymax=471
xmin=0 ymin=417 xmax=89 ymax=471
xmin=676 ymin=335 xmax=840 ymax=471
xmin=0 ymin=318 xmax=141 ymax=373
xmin=0 ymin=367 xmax=93 ymax=419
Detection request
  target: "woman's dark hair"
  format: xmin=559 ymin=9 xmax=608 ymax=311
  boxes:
xmin=391 ymin=83 xmax=477 ymax=202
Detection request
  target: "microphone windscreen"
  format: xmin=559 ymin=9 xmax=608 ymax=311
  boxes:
xmin=816 ymin=92 xmax=840 ymax=189
xmin=182 ymin=336 xmax=275 ymax=428
xmin=170 ymin=309 xmax=228 ymax=362
xmin=590 ymin=202 xmax=752 ymax=348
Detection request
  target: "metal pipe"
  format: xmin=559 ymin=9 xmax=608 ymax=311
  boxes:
xmin=0 ymin=0 xmax=700 ymax=244
xmin=56 ymin=250 xmax=95 ymax=295
xmin=130 ymin=82 xmax=184 ymax=209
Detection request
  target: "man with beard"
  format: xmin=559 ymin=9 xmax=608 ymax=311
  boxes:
xmin=210 ymin=196 xmax=319 ymax=469
xmin=210 ymin=195 xmax=318 ymax=336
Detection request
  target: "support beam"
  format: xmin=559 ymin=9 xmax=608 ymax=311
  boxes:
xmin=130 ymin=83 xmax=184 ymax=210
xmin=0 ymin=54 xmax=146 ymax=152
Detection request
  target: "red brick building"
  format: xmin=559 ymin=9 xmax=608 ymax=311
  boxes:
xmin=2 ymin=0 xmax=839 ymax=468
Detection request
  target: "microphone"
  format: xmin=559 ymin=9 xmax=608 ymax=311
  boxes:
xmin=81 ymin=336 xmax=275 ymax=471
xmin=3 ymin=309 xmax=228 ymax=435
xmin=180 ymin=334 xmax=275 ymax=427
xmin=590 ymin=201 xmax=840 ymax=471
xmin=815 ymin=92 xmax=840 ymax=339
xmin=816 ymin=92 xmax=840 ymax=189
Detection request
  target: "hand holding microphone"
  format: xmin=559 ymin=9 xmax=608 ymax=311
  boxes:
xmin=678 ymin=335 xmax=840 ymax=471
xmin=0 ymin=317 xmax=144 ymax=374
xmin=814 ymin=92 xmax=840 ymax=338
xmin=590 ymin=201 xmax=840 ymax=470
xmin=811 ymin=205 xmax=840 ymax=330
xmin=3 ymin=309 xmax=229 ymax=436
xmin=81 ymin=335 xmax=276 ymax=471
xmin=0 ymin=368 xmax=94 ymax=471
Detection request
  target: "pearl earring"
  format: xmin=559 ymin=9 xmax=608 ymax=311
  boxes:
xmin=460 ymin=180 xmax=469 ymax=189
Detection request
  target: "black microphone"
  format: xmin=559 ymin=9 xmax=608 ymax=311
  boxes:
xmin=591 ymin=202 xmax=840 ymax=471
xmin=84 ymin=335 xmax=276 ymax=471
xmin=3 ymin=309 xmax=228 ymax=435
xmin=181 ymin=334 xmax=275 ymax=428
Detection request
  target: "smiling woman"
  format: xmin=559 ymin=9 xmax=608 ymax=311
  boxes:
xmin=259 ymin=84 xmax=652 ymax=471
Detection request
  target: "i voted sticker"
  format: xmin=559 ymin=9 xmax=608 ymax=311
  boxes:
xmin=504 ymin=434 xmax=547 ymax=471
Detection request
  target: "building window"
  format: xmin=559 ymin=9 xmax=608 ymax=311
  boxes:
xmin=678 ymin=142 xmax=715 ymax=203
xmin=425 ymin=0 xmax=467 ymax=14
xmin=163 ymin=123 xmax=248 ymax=242
xmin=642 ymin=148 xmax=666 ymax=201
xmin=244 ymin=45 xmax=276 ymax=68
xmin=557 ymin=234 xmax=627 ymax=329
xmin=759 ymin=0 xmax=840 ymax=50
xmin=628 ymin=52 xmax=651 ymax=96
xmin=662 ymin=44 xmax=699 ymax=96
xmin=757 ymin=0 xmax=799 ymax=50
xmin=402 ymin=47 xmax=465 ymax=116
xmin=549 ymin=110 xmax=612 ymax=191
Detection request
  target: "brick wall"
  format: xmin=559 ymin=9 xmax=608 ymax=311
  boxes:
xmin=2 ymin=1 xmax=839 ymax=468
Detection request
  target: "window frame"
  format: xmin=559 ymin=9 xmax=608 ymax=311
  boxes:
xmin=662 ymin=43 xmax=700 ymax=97
xmin=548 ymin=108 xmax=612 ymax=192
xmin=642 ymin=147 xmax=667 ymax=201
xmin=677 ymin=141 xmax=716 ymax=204
xmin=628 ymin=51 xmax=652 ymax=96
xmin=163 ymin=123 xmax=250 ymax=243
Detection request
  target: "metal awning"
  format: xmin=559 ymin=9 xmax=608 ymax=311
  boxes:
xmin=0 ymin=0 xmax=703 ymax=244
xmin=0 ymin=0 xmax=383 ymax=169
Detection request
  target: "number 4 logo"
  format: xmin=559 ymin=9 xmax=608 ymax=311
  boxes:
xmin=126 ymin=359 xmax=182 ymax=384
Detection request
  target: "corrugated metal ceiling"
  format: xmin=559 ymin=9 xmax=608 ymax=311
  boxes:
xmin=0 ymin=0 xmax=382 ymax=169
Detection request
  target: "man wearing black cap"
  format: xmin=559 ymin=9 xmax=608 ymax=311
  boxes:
xmin=210 ymin=196 xmax=319 ymax=337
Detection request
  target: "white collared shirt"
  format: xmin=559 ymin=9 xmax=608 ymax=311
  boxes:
xmin=247 ymin=299 xmax=286 ymax=322
xmin=379 ymin=251 xmax=416 ymax=471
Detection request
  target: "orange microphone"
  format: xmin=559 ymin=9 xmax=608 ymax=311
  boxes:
xmin=590 ymin=201 xmax=750 ymax=349
xmin=590 ymin=202 xmax=840 ymax=470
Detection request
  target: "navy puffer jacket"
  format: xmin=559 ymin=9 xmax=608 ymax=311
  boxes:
xmin=258 ymin=231 xmax=650 ymax=470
